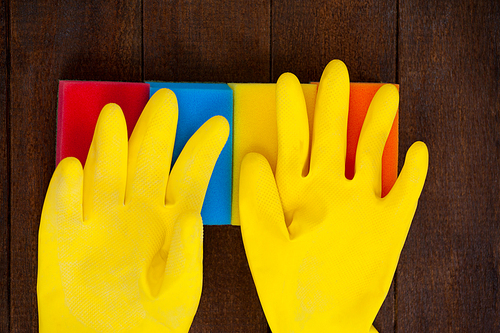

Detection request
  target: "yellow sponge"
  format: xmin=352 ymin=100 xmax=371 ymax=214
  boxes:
xmin=229 ymin=83 xmax=318 ymax=226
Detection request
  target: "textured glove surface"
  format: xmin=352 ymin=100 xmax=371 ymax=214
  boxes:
xmin=38 ymin=89 xmax=229 ymax=332
xmin=240 ymin=60 xmax=428 ymax=332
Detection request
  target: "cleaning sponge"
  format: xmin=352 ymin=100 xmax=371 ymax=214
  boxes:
xmin=56 ymin=81 xmax=150 ymax=166
xmin=229 ymin=83 xmax=317 ymax=226
xmin=230 ymin=82 xmax=398 ymax=226
xmin=148 ymin=82 xmax=233 ymax=225
xmin=56 ymin=80 xmax=395 ymax=228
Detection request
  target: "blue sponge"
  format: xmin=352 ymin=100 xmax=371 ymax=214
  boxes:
xmin=148 ymin=82 xmax=233 ymax=225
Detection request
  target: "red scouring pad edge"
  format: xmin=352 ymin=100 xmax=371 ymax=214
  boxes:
xmin=56 ymin=81 xmax=150 ymax=166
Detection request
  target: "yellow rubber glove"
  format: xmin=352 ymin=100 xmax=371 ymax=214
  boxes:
xmin=240 ymin=60 xmax=428 ymax=332
xmin=37 ymin=89 xmax=229 ymax=332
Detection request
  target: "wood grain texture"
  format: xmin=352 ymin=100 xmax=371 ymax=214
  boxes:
xmin=271 ymin=0 xmax=397 ymax=84
xmin=272 ymin=1 xmax=397 ymax=331
xmin=190 ymin=226 xmax=268 ymax=333
xmin=9 ymin=1 xmax=142 ymax=331
xmin=398 ymin=0 xmax=500 ymax=331
xmin=0 ymin=0 xmax=9 ymax=331
xmin=144 ymin=0 xmax=271 ymax=83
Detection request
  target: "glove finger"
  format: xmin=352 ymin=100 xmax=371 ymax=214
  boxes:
xmin=384 ymin=142 xmax=428 ymax=251
xmin=240 ymin=153 xmax=288 ymax=326
xmin=126 ymin=88 xmax=178 ymax=205
xmin=240 ymin=152 xmax=288 ymax=245
xmin=310 ymin=59 xmax=350 ymax=176
xmin=385 ymin=141 xmax=429 ymax=227
xmin=276 ymin=72 xmax=310 ymax=181
xmin=42 ymin=157 xmax=84 ymax=226
xmin=166 ymin=115 xmax=229 ymax=211
xmin=83 ymin=104 xmax=127 ymax=220
xmin=38 ymin=157 xmax=83 ymax=311
xmin=356 ymin=84 xmax=399 ymax=197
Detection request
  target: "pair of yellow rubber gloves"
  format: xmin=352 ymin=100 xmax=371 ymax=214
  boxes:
xmin=38 ymin=60 xmax=428 ymax=332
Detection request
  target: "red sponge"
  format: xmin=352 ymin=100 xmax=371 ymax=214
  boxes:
xmin=56 ymin=81 xmax=150 ymax=166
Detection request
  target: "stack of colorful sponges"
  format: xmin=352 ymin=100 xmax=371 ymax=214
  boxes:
xmin=56 ymin=80 xmax=398 ymax=226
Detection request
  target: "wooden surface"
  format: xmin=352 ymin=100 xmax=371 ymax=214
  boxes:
xmin=397 ymin=1 xmax=500 ymax=331
xmin=1 ymin=0 xmax=499 ymax=332
xmin=144 ymin=0 xmax=271 ymax=83
xmin=1 ymin=0 xmax=9 ymax=331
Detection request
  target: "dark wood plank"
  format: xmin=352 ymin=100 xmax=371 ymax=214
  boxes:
xmin=398 ymin=0 xmax=500 ymax=331
xmin=9 ymin=1 xmax=142 ymax=331
xmin=190 ymin=226 xmax=268 ymax=332
xmin=0 ymin=0 xmax=9 ymax=331
xmin=272 ymin=1 xmax=397 ymax=331
xmin=144 ymin=1 xmax=271 ymax=331
xmin=144 ymin=0 xmax=271 ymax=83
xmin=272 ymin=0 xmax=397 ymax=84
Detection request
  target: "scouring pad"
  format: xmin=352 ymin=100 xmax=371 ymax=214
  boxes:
xmin=56 ymin=81 xmax=150 ymax=166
